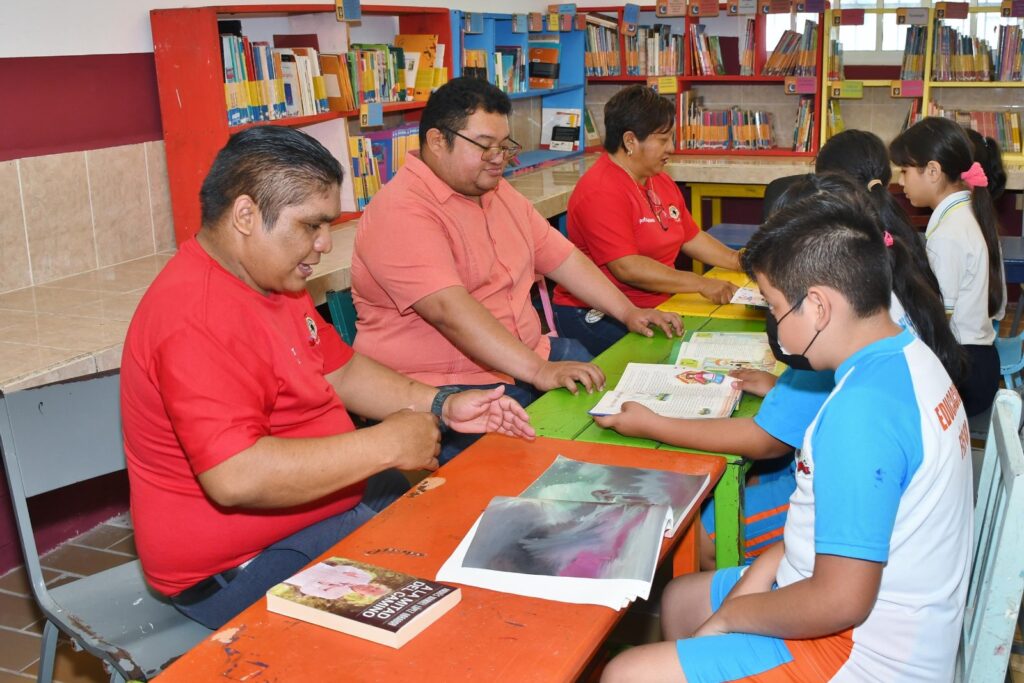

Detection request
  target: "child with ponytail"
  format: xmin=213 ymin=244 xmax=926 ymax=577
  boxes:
xmin=889 ymin=117 xmax=1006 ymax=416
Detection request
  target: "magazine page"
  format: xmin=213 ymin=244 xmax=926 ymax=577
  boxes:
xmin=520 ymin=455 xmax=711 ymax=537
xmin=437 ymin=497 xmax=671 ymax=609
xmin=729 ymin=285 xmax=767 ymax=307
xmin=588 ymin=363 xmax=741 ymax=419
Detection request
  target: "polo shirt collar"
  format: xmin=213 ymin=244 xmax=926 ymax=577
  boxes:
xmin=404 ymin=150 xmax=497 ymax=206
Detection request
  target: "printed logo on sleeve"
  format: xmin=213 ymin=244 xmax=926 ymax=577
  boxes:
xmin=305 ymin=315 xmax=320 ymax=347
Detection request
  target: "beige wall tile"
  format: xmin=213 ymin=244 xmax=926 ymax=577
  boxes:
xmin=0 ymin=161 xmax=31 ymax=294
xmin=19 ymin=151 xmax=97 ymax=284
xmin=88 ymin=144 xmax=154 ymax=267
xmin=145 ymin=141 xmax=177 ymax=252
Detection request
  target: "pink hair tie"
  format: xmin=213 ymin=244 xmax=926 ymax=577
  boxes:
xmin=961 ymin=162 xmax=989 ymax=188
xmin=883 ymin=231 xmax=894 ymax=248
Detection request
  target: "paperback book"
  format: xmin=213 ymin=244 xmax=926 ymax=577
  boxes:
xmin=588 ymin=362 xmax=742 ymax=418
xmin=436 ymin=456 xmax=710 ymax=609
xmin=267 ymin=557 xmax=461 ymax=648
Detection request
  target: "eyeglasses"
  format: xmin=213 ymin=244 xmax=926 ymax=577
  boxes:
xmin=770 ymin=295 xmax=806 ymax=326
xmin=645 ymin=187 xmax=669 ymax=231
xmin=444 ymin=128 xmax=522 ymax=161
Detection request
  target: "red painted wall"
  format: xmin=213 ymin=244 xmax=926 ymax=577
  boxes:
xmin=0 ymin=54 xmax=164 ymax=162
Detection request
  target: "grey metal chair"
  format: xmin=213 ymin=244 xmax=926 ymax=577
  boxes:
xmin=0 ymin=371 xmax=210 ymax=682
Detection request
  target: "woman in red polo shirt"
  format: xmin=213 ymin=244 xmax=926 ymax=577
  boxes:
xmin=552 ymin=85 xmax=741 ymax=355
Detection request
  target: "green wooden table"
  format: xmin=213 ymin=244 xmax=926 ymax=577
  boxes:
xmin=527 ymin=312 xmax=768 ymax=568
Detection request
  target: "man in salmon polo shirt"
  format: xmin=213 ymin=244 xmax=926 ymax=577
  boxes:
xmin=352 ymin=77 xmax=683 ymax=463
xmin=120 ymin=126 xmax=535 ymax=630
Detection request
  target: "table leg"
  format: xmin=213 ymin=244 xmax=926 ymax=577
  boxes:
xmin=711 ymin=197 xmax=722 ymax=227
xmin=671 ymin=518 xmax=700 ymax=577
xmin=713 ymin=459 xmax=748 ymax=568
xmin=690 ymin=185 xmax=705 ymax=275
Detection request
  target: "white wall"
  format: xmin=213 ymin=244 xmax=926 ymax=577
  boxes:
xmin=0 ymin=0 xmax=558 ymax=58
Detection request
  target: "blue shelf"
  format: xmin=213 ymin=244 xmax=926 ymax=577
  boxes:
xmin=504 ymin=148 xmax=584 ymax=176
xmin=508 ymin=84 xmax=582 ymax=100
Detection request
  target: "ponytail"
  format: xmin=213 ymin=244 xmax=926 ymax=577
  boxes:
xmin=964 ymin=127 xmax=1007 ymax=317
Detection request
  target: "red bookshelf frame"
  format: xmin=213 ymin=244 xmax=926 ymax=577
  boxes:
xmin=152 ymin=4 xmax=452 ymax=245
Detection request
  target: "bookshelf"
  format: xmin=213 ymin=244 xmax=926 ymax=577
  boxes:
xmin=151 ymin=4 xmax=453 ymax=245
xmin=580 ymin=3 xmax=824 ymax=158
xmin=821 ymin=5 xmax=1023 ymax=163
xmin=449 ymin=11 xmax=587 ymax=173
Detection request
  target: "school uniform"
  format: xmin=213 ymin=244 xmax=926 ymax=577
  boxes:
xmin=926 ymin=190 xmax=1005 ymax=415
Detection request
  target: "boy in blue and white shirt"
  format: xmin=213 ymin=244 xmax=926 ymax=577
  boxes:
xmin=602 ymin=185 xmax=972 ymax=683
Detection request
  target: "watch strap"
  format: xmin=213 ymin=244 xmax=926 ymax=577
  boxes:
xmin=431 ymin=386 xmax=461 ymax=432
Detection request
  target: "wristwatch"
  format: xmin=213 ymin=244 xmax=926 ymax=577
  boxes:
xmin=430 ymin=387 xmax=461 ymax=432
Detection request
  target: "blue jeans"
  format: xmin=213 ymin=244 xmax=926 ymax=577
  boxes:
xmin=170 ymin=468 xmax=410 ymax=629
xmin=437 ymin=336 xmax=592 ymax=465
xmin=552 ymin=304 xmax=629 ymax=357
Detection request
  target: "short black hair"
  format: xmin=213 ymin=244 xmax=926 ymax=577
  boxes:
xmin=200 ymin=126 xmax=343 ymax=230
xmin=603 ymin=85 xmax=675 ymax=154
xmin=743 ymin=179 xmax=892 ymax=318
xmin=418 ymin=76 xmax=512 ymax=147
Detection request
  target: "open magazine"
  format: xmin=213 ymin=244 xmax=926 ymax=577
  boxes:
xmin=588 ymin=363 xmax=742 ymax=418
xmin=436 ymin=456 xmax=710 ymax=609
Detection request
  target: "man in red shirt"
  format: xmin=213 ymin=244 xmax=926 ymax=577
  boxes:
xmin=121 ymin=126 xmax=534 ymax=629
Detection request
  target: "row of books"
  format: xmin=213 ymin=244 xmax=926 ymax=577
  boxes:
xmin=348 ymin=124 xmax=420 ymax=210
xmin=792 ymin=96 xmax=815 ymax=153
xmin=762 ymin=20 xmax=818 ymax=77
xmin=992 ymin=24 xmax=1023 ymax=82
xmin=932 ymin=104 xmax=1022 ymax=154
xmin=689 ymin=20 xmax=753 ymax=77
xmin=826 ymin=99 xmax=846 ymax=138
xmin=625 ymin=24 xmax=684 ymax=76
xmin=827 ymin=38 xmax=844 ymax=81
xmin=584 ymin=13 xmax=621 ymax=76
xmin=680 ymin=93 xmax=775 ymax=151
xmin=901 ymin=26 xmax=927 ymax=81
xmin=932 ymin=22 xmax=995 ymax=82
xmin=218 ymin=31 xmax=446 ymax=126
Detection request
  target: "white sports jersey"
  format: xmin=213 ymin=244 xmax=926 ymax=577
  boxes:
xmin=776 ymin=330 xmax=973 ymax=682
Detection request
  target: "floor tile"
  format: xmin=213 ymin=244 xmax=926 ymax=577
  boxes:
xmin=0 ymin=627 xmax=41 ymax=671
xmin=72 ymin=524 xmax=132 ymax=551
xmin=0 ymin=567 xmax=60 ymax=598
xmin=0 ymin=593 xmax=43 ymax=631
xmin=22 ymin=638 xmax=107 ymax=683
xmin=102 ymin=513 xmax=132 ymax=530
xmin=106 ymin=535 xmax=135 ymax=556
xmin=39 ymin=545 xmax=132 ymax=576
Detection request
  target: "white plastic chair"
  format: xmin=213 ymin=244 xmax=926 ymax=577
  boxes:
xmin=0 ymin=371 xmax=210 ymax=682
xmin=956 ymin=389 xmax=1024 ymax=682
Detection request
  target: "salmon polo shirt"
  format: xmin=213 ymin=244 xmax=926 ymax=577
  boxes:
xmin=352 ymin=152 xmax=575 ymax=386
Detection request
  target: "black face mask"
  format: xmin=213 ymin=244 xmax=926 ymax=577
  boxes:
xmin=764 ymin=299 xmax=821 ymax=371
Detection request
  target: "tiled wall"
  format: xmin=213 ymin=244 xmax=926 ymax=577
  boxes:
xmin=0 ymin=141 xmax=176 ymax=295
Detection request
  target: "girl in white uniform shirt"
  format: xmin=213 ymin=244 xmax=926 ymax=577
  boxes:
xmin=890 ymin=117 xmax=1007 ymax=417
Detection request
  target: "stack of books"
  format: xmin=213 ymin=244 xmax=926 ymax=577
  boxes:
xmin=528 ymin=34 xmax=561 ymax=89
xmin=931 ymin=21 xmax=993 ymax=81
xmin=792 ymin=97 xmax=815 ymax=153
xmin=993 ymin=24 xmax=1023 ymax=82
xmin=349 ymin=124 xmax=421 ymax=209
xmin=625 ymin=24 xmax=684 ymax=76
xmin=584 ymin=13 xmax=621 ymax=76
xmin=462 ymin=49 xmax=489 ymax=82
xmin=438 ymin=456 xmax=711 ymax=609
xmin=900 ymin=25 xmax=927 ymax=81
xmin=828 ymin=38 xmax=844 ymax=81
xmin=681 ymin=92 xmax=775 ymax=151
xmin=827 ymin=99 xmax=846 ymax=138
xmin=689 ymin=24 xmax=727 ymax=76
xmin=495 ymin=45 xmax=527 ymax=93
xmin=929 ymin=104 xmax=1022 ymax=154
xmin=762 ymin=20 xmax=818 ymax=77
xmin=740 ymin=18 xmax=756 ymax=77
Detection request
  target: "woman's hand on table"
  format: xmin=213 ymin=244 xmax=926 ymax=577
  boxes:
xmin=728 ymin=369 xmax=778 ymax=397
xmin=697 ymin=277 xmax=738 ymax=304
xmin=593 ymin=401 xmax=657 ymax=436
xmin=622 ymin=307 xmax=684 ymax=339
xmin=532 ymin=360 xmax=606 ymax=394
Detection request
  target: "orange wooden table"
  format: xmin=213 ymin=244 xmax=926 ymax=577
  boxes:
xmin=156 ymin=435 xmax=724 ymax=682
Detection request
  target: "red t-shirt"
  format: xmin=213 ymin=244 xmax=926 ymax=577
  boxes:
xmin=553 ymin=154 xmax=699 ymax=308
xmin=121 ymin=238 xmax=360 ymax=596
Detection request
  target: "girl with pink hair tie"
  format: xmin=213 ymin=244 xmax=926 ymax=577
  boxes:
xmin=889 ymin=117 xmax=1007 ymax=417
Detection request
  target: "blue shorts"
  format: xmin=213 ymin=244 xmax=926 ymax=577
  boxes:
xmin=701 ymin=457 xmax=795 ymax=563
xmin=676 ymin=567 xmax=855 ymax=682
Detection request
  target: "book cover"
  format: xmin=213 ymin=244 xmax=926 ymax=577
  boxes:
xmin=588 ymin=362 xmax=742 ymax=419
xmin=267 ymin=557 xmax=461 ymax=649
xmin=674 ymin=331 xmax=779 ymax=374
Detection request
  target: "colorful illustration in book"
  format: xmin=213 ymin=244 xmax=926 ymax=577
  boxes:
xmin=676 ymin=369 xmax=724 ymax=385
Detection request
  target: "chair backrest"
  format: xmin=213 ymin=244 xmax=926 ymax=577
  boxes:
xmin=958 ymin=389 xmax=1024 ymax=681
xmin=762 ymin=174 xmax=810 ymax=221
xmin=326 ymin=288 xmax=358 ymax=345
xmin=0 ymin=371 xmax=208 ymax=680
xmin=993 ymin=330 xmax=1024 ymax=390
